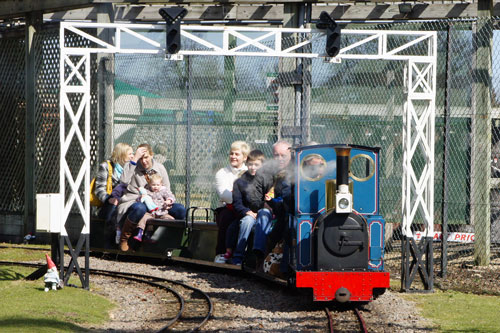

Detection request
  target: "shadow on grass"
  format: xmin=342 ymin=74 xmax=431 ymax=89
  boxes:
xmin=0 ymin=318 xmax=90 ymax=332
xmin=0 ymin=267 xmax=25 ymax=281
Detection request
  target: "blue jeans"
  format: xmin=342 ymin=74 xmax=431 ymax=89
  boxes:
xmin=127 ymin=202 xmax=147 ymax=223
xmin=226 ymin=220 xmax=239 ymax=251
xmin=230 ymin=215 xmax=256 ymax=264
xmin=98 ymin=202 xmax=117 ymax=226
xmin=252 ymin=208 xmax=273 ymax=255
xmin=169 ymin=203 xmax=186 ymax=220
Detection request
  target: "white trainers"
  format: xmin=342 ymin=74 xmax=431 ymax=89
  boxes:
xmin=214 ymin=254 xmax=227 ymax=264
xmin=115 ymin=230 xmax=121 ymax=245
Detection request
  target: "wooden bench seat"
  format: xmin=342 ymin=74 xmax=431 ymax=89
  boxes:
xmin=91 ymin=216 xmax=217 ymax=230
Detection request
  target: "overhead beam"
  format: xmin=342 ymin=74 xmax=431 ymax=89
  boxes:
xmin=42 ymin=3 xmax=492 ymax=23
xmin=46 ymin=4 xmax=283 ymax=22
xmin=0 ymin=0 xmax=95 ymax=20
xmin=4 ymin=1 xmax=498 ymax=21
xmin=312 ymin=3 xmax=486 ymax=20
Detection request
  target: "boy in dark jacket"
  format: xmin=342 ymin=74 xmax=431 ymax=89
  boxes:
xmin=221 ymin=150 xmax=265 ymax=265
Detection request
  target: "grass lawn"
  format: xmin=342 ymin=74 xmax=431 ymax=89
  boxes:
xmin=0 ymin=247 xmax=115 ymax=333
xmin=0 ymin=244 xmax=50 ymax=262
xmin=2 ymin=244 xmax=499 ymax=332
xmin=390 ymin=280 xmax=500 ymax=332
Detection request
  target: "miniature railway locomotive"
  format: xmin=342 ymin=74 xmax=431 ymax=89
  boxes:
xmin=291 ymin=144 xmax=389 ymax=302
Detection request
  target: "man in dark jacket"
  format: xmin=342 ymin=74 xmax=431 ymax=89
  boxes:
xmin=249 ymin=140 xmax=293 ymax=271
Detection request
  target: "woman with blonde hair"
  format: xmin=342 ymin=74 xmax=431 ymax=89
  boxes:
xmin=94 ymin=143 xmax=134 ymax=244
xmin=213 ymin=140 xmax=250 ymax=263
xmin=117 ymin=143 xmax=186 ymax=251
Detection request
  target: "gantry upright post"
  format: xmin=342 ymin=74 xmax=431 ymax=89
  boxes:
xmin=59 ymin=25 xmax=92 ymax=289
xmin=401 ymin=52 xmax=437 ymax=291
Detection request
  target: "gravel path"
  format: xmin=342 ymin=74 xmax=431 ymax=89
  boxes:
xmin=71 ymin=255 xmax=433 ymax=332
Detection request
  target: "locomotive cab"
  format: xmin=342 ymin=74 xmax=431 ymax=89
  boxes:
xmin=316 ymin=145 xmax=368 ymax=271
xmin=292 ymin=144 xmax=390 ymax=302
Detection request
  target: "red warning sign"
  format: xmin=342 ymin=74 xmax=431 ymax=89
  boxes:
xmin=413 ymin=231 xmax=474 ymax=243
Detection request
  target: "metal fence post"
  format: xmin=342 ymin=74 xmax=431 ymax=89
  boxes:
xmin=440 ymin=23 xmax=452 ymax=278
xmin=279 ymin=3 xmax=300 ymax=141
xmin=97 ymin=3 xmax=115 ymax=161
xmin=185 ymin=55 xmax=192 ymax=210
xmin=24 ymin=10 xmax=42 ymax=236
xmin=471 ymin=16 xmax=492 ymax=266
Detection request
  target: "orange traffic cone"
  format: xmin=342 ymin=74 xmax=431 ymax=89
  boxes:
xmin=45 ymin=253 xmax=56 ymax=270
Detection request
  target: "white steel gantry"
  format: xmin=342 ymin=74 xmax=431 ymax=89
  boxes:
xmin=59 ymin=22 xmax=436 ymax=289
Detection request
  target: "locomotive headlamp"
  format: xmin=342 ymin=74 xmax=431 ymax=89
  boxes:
xmin=334 ymin=145 xmax=353 ymax=214
xmin=338 ymin=197 xmax=350 ymax=210
xmin=336 ymin=192 xmax=352 ymax=213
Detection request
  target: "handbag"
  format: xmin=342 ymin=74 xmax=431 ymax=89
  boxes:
xmin=90 ymin=161 xmax=113 ymax=207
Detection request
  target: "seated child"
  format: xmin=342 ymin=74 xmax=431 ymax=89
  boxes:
xmin=139 ymin=187 xmax=158 ymax=212
xmin=222 ymin=150 xmax=265 ymax=265
xmin=134 ymin=173 xmax=175 ymax=241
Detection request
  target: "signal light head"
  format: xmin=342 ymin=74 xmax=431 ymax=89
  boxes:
xmin=159 ymin=7 xmax=188 ymax=24
xmin=317 ymin=11 xmax=342 ymax=58
xmin=159 ymin=7 xmax=187 ymax=55
xmin=318 ymin=11 xmax=335 ymax=28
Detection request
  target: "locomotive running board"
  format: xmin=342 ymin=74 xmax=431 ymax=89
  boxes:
xmin=296 ymin=271 xmax=390 ymax=302
xmin=242 ymin=265 xmax=288 ymax=286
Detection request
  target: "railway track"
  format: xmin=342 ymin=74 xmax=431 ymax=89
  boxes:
xmin=325 ymin=305 xmax=368 ymax=333
xmin=0 ymin=261 xmax=213 ymax=332
xmin=2 ymin=244 xmax=380 ymax=331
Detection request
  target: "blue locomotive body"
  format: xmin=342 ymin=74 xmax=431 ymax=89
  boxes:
xmin=292 ymin=144 xmax=389 ymax=302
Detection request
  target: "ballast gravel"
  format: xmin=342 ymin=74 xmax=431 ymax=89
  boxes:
xmin=72 ymin=255 xmax=432 ymax=332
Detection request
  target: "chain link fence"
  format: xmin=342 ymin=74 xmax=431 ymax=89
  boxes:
xmin=0 ymin=31 xmax=26 ymax=213
xmin=1 ymin=18 xmax=500 ymax=275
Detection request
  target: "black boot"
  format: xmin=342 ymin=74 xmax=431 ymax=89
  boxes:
xmin=254 ymin=250 xmax=265 ymax=273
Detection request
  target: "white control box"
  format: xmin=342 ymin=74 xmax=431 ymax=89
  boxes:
xmin=36 ymin=193 xmax=63 ymax=233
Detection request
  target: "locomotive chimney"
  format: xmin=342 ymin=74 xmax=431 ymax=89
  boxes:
xmin=334 ymin=145 xmax=352 ymax=213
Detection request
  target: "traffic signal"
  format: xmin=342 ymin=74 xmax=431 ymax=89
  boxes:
xmin=317 ymin=11 xmax=341 ymax=57
xmin=159 ymin=7 xmax=188 ymax=54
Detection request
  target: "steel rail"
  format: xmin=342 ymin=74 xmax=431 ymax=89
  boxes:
xmin=354 ymin=307 xmax=368 ymax=333
xmin=90 ymin=268 xmax=214 ymax=332
xmin=325 ymin=306 xmax=369 ymax=333
xmin=324 ymin=307 xmax=334 ymax=333
xmin=91 ymin=269 xmax=186 ymax=331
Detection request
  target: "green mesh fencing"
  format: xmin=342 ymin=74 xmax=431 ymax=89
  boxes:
xmin=0 ymin=34 xmax=25 ymax=212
